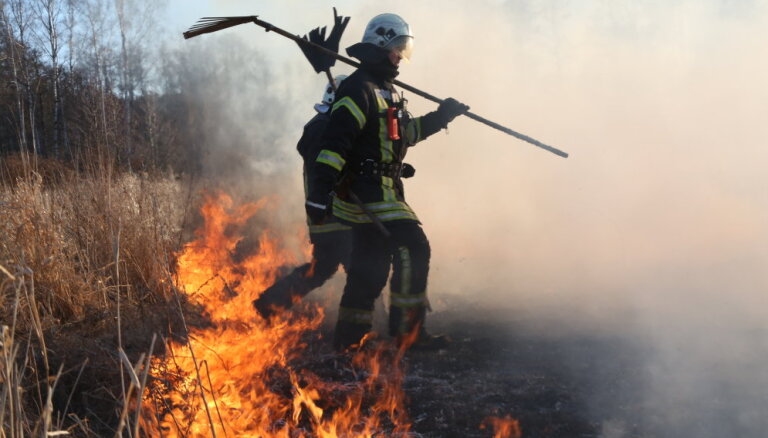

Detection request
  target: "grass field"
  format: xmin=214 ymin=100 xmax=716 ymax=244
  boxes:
xmin=1 ymin=154 xmax=191 ymax=436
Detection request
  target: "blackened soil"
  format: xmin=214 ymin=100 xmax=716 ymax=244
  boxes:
xmin=402 ymin=325 xmax=601 ymax=437
xmin=307 ymin=295 xmax=649 ymax=438
xmin=46 ymin=293 xmax=648 ymax=437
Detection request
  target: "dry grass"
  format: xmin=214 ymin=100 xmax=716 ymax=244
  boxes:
xmin=1 ymin=154 xmax=192 ymax=436
xmin=0 ymin=155 xmax=604 ymax=437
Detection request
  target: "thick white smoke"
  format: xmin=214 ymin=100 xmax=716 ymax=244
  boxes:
xmin=168 ymin=1 xmax=768 ymax=436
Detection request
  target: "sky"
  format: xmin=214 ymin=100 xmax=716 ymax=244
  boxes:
xmin=164 ymin=1 xmax=768 ymax=436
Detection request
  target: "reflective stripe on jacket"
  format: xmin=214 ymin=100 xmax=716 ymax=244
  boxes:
xmin=309 ymin=66 xmax=446 ymax=224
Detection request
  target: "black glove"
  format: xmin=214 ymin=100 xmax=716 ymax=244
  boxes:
xmin=402 ymin=163 xmax=415 ymax=178
xmin=437 ymin=98 xmax=469 ymax=127
xmin=326 ymin=7 xmax=350 ymax=54
xmin=298 ymin=8 xmax=350 ymax=74
xmin=298 ymin=27 xmax=328 ymax=73
xmin=305 ymin=195 xmax=332 ymax=225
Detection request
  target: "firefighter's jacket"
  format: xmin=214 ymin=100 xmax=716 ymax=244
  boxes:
xmin=308 ymin=63 xmax=448 ymax=225
xmin=297 ymin=111 xmax=351 ymax=238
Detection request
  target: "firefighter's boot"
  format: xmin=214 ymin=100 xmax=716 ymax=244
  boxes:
xmin=252 ymin=277 xmax=296 ymax=319
xmin=402 ymin=327 xmax=451 ymax=351
xmin=391 ymin=306 xmax=450 ymax=351
xmin=333 ymin=320 xmax=372 ymax=352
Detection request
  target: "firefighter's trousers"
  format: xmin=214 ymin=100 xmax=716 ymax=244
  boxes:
xmin=334 ymin=221 xmax=431 ymax=350
xmin=255 ymin=228 xmax=351 ymax=314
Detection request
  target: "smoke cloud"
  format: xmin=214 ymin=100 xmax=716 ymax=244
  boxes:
xmin=168 ymin=1 xmax=768 ymax=436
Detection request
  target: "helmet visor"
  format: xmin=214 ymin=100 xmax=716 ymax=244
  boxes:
xmin=386 ymin=35 xmax=414 ymax=61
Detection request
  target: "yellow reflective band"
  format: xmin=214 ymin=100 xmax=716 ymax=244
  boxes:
xmin=378 ymin=117 xmax=394 ymax=162
xmin=405 ymin=117 xmax=423 ymax=145
xmin=381 ymin=176 xmax=397 ymax=202
xmin=309 ymin=222 xmax=351 ymax=234
xmin=338 ymin=307 xmax=374 ymax=324
xmin=397 ymin=245 xmax=412 ymax=296
xmin=390 ymin=292 xmax=426 ymax=309
xmin=316 ymin=150 xmax=346 ymax=172
xmin=333 ymin=96 xmax=366 ymax=129
xmin=374 ymin=92 xmax=389 ymax=111
xmin=333 ymin=197 xmax=419 ymax=223
xmin=375 ymin=88 xmax=393 ymax=102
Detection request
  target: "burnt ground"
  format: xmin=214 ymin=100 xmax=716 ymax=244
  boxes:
xmin=303 ymin=291 xmax=650 ymax=438
xmin=47 ymin=285 xmax=768 ymax=438
xmin=44 ymin=289 xmax=649 ymax=437
xmin=397 ymin=311 xmax=643 ymax=438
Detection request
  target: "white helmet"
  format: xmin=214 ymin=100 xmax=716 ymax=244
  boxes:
xmin=361 ymin=13 xmax=414 ymax=61
xmin=314 ymin=74 xmax=348 ymax=113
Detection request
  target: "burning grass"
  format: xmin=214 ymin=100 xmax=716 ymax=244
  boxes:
xmin=1 ymin=164 xmax=541 ymax=437
xmin=140 ymin=191 xmax=419 ymax=437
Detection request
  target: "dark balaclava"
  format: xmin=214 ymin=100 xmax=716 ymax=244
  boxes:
xmin=346 ymin=42 xmax=399 ymax=83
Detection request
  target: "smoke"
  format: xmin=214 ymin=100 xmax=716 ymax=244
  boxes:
xmin=167 ymin=0 xmax=768 ymax=436
xmin=395 ymin=1 xmax=768 ymax=436
xmin=160 ymin=30 xmax=320 ymax=254
xmin=397 ymin=2 xmax=768 ymax=436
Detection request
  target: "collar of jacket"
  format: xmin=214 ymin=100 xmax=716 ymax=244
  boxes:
xmin=346 ymin=43 xmax=399 ymax=83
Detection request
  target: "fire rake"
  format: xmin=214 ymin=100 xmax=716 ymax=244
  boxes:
xmin=183 ymin=14 xmax=569 ymax=158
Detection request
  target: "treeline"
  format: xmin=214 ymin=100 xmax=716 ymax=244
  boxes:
xmin=0 ymin=0 xmax=225 ymax=177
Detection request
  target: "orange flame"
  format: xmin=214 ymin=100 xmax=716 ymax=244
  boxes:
xmin=139 ymin=191 xmax=413 ymax=437
xmin=481 ymin=414 xmax=522 ymax=438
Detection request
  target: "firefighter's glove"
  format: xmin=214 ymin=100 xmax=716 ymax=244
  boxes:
xmin=305 ymin=195 xmax=332 ymax=225
xmin=437 ymin=98 xmax=469 ymax=127
xmin=402 ymin=163 xmax=416 ymax=178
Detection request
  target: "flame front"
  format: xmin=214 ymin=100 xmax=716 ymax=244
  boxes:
xmin=140 ymin=191 xmax=412 ymax=437
xmin=482 ymin=415 xmax=522 ymax=438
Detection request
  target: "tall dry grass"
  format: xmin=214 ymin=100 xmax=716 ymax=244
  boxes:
xmin=1 ymin=154 xmax=193 ymax=436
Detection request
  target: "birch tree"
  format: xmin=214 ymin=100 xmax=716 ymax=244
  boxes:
xmin=2 ymin=0 xmax=38 ymax=158
xmin=33 ymin=0 xmax=66 ymax=158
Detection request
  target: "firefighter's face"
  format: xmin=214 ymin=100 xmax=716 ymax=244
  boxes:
xmin=386 ymin=36 xmax=413 ymax=67
xmin=388 ymin=49 xmax=403 ymax=66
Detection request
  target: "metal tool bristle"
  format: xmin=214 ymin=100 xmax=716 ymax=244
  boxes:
xmin=183 ymin=16 xmax=258 ymax=39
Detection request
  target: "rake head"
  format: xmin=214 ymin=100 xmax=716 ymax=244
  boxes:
xmin=183 ymin=16 xmax=258 ymax=39
xmin=297 ymin=8 xmax=350 ymax=73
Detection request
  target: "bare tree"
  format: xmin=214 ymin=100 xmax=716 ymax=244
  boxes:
xmin=32 ymin=0 xmax=66 ymax=158
xmin=2 ymin=0 xmax=39 ymax=159
xmin=114 ymin=0 xmax=131 ymax=165
xmin=2 ymin=0 xmax=187 ymax=173
xmin=114 ymin=0 xmax=162 ymax=169
xmin=64 ymin=0 xmax=74 ymax=71
xmin=1 ymin=3 xmax=28 ymax=155
xmin=78 ymin=0 xmax=117 ymax=152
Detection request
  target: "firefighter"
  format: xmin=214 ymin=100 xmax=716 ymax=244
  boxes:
xmin=253 ymin=76 xmax=354 ymax=318
xmin=305 ymin=13 xmax=469 ymax=351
